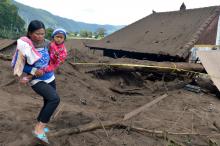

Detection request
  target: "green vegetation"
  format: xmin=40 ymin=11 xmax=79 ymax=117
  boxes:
xmin=45 ymin=28 xmax=53 ymax=40
xmin=0 ymin=0 xmax=25 ymax=39
xmin=45 ymin=27 xmax=106 ymax=40
xmin=68 ymin=28 xmax=107 ymax=39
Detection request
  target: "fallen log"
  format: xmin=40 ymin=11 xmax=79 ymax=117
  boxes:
xmin=48 ymin=119 xmax=220 ymax=145
xmin=49 ymin=120 xmax=215 ymax=137
xmin=49 ymin=93 xmax=215 ymax=138
xmin=48 ymin=91 xmax=219 ymax=145
xmin=68 ymin=61 xmax=205 ymax=74
xmin=49 ymin=93 xmax=168 ymax=137
xmin=49 ymin=120 xmax=119 ymax=137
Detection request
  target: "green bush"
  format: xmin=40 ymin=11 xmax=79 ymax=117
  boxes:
xmin=0 ymin=0 xmax=25 ymax=39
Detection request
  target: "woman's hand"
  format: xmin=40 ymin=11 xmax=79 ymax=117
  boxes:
xmin=19 ymin=76 xmax=30 ymax=85
xmin=35 ymin=69 xmax=44 ymax=77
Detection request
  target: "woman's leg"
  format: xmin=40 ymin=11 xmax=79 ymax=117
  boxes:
xmin=34 ymin=80 xmax=56 ymax=121
xmin=36 ymin=98 xmax=48 ymax=122
xmin=31 ymin=81 xmax=60 ymax=133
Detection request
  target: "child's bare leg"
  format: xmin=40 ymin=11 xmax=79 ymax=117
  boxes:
xmin=20 ymin=75 xmax=33 ymax=84
xmin=26 ymin=74 xmax=33 ymax=80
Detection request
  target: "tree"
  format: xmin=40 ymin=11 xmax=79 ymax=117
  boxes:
xmin=0 ymin=0 xmax=25 ymax=38
xmin=95 ymin=28 xmax=106 ymax=38
xmin=79 ymin=30 xmax=88 ymax=37
xmin=45 ymin=28 xmax=54 ymax=40
xmin=93 ymin=31 xmax=98 ymax=39
xmin=0 ymin=0 xmax=11 ymax=3
xmin=73 ymin=31 xmax=78 ymax=37
xmin=87 ymin=31 xmax=93 ymax=38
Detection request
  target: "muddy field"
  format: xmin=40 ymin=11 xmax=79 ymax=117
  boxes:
xmin=1 ymin=47 xmax=220 ymax=146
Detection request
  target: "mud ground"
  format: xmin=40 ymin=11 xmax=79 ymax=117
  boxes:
xmin=1 ymin=47 xmax=220 ymax=146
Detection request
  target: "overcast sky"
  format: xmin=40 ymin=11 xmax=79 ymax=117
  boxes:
xmin=15 ymin=0 xmax=220 ymax=25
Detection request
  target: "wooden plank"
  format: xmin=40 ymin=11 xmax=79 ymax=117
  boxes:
xmin=197 ymin=51 xmax=220 ymax=92
xmin=123 ymin=94 xmax=168 ymax=121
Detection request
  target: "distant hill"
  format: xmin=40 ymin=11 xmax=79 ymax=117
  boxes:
xmin=12 ymin=1 xmax=125 ymax=34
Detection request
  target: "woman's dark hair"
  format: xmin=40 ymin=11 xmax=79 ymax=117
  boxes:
xmin=27 ymin=20 xmax=45 ymax=36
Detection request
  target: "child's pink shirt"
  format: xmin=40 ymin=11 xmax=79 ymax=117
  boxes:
xmin=43 ymin=41 xmax=67 ymax=72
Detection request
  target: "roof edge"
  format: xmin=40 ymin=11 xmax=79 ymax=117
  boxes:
xmin=180 ymin=6 xmax=220 ymax=58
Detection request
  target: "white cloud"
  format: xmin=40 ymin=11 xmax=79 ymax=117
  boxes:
xmin=15 ymin=0 xmax=220 ymax=25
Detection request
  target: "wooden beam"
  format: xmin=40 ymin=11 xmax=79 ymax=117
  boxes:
xmin=68 ymin=61 xmax=205 ymax=74
xmin=123 ymin=94 xmax=168 ymax=121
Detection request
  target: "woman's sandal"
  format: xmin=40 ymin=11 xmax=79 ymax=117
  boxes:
xmin=44 ymin=127 xmax=49 ymax=133
xmin=32 ymin=131 xmax=49 ymax=144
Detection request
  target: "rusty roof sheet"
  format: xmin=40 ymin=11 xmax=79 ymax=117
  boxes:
xmin=87 ymin=6 xmax=220 ymax=59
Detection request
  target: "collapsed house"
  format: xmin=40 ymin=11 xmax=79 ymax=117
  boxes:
xmin=86 ymin=6 xmax=220 ymax=62
xmin=0 ymin=39 xmax=16 ymax=56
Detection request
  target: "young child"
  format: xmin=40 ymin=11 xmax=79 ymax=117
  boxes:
xmin=42 ymin=28 xmax=67 ymax=72
xmin=21 ymin=28 xmax=67 ymax=83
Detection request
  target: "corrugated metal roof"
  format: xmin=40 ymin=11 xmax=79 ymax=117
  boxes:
xmin=86 ymin=6 xmax=220 ymax=59
xmin=0 ymin=39 xmax=16 ymax=51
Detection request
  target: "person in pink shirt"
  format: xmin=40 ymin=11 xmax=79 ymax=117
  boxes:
xmin=21 ymin=28 xmax=67 ymax=83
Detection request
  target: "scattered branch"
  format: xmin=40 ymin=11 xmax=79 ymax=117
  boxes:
xmin=96 ymin=116 xmax=109 ymax=137
xmin=48 ymin=120 xmax=220 ymax=146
